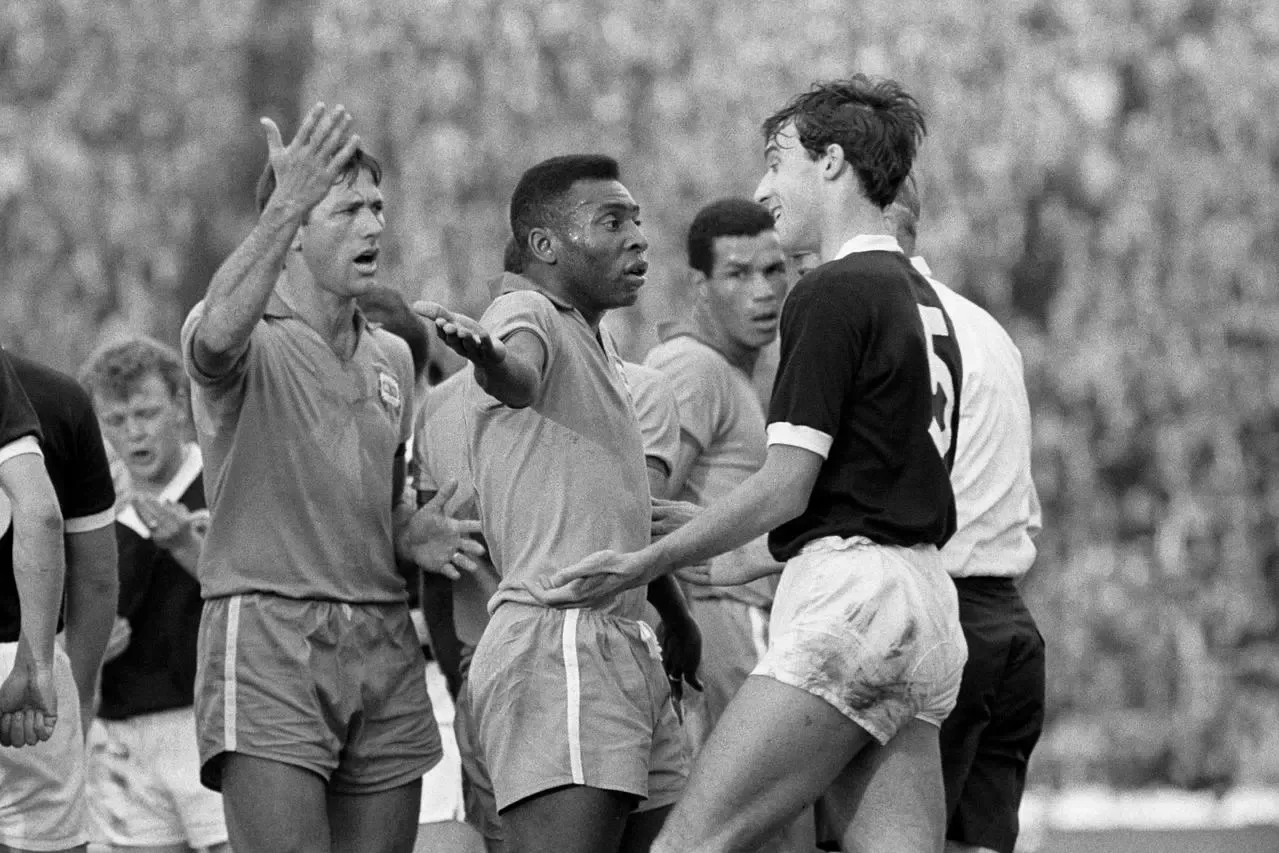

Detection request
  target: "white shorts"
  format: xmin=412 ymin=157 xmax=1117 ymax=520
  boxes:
xmin=0 ymin=641 xmax=87 ymax=852
xmin=753 ymin=536 xmax=967 ymax=744
xmin=418 ymin=662 xmax=466 ymax=825
xmin=87 ymin=707 xmax=228 ymax=848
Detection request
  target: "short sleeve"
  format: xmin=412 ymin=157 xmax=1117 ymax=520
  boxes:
xmin=60 ymin=386 xmax=116 ymax=532
xmin=645 ymin=341 xmax=723 ymax=453
xmin=479 ymin=290 xmax=559 ymax=402
xmin=0 ymin=349 xmax=41 ymax=451
xmin=624 ymin=363 xmax=681 ymax=476
xmin=766 ymin=279 xmax=862 ymax=459
xmin=181 ymin=301 xmax=251 ymax=388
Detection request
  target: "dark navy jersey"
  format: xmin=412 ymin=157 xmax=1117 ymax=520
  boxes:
xmin=100 ymin=461 xmax=206 ymax=719
xmin=766 ymin=239 xmax=962 ymax=561
xmin=0 ymin=353 xmax=116 ymax=643
xmin=0 ymin=348 xmax=40 ymax=451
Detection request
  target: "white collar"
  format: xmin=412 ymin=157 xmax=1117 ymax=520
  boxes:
xmin=832 ymin=233 xmax=904 ymax=261
xmin=911 ymin=256 xmax=934 ymax=277
xmin=116 ymin=444 xmax=203 ymax=540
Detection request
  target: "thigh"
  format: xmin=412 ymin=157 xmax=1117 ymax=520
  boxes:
xmin=0 ymin=645 xmax=87 ymax=853
xmin=220 ymin=753 xmax=329 ymax=853
xmin=502 ymin=785 xmax=634 ymax=853
xmin=620 ymin=804 xmax=671 ymax=853
xmin=655 ymin=675 xmax=876 ymax=853
xmin=329 ymin=778 xmax=423 ymax=853
xmin=823 ymin=719 xmax=946 ymax=853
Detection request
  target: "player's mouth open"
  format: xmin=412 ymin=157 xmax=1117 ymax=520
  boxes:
xmin=752 ymin=311 xmax=778 ymax=324
xmin=624 ymin=261 xmax=648 ymax=284
xmin=353 ymin=248 xmax=379 ymax=274
xmin=129 ymin=448 xmax=154 ymax=465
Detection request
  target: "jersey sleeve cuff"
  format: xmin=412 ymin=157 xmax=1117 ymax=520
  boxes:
xmin=65 ymin=507 xmax=116 ymax=533
xmin=766 ymin=423 xmax=833 ymax=459
xmin=0 ymin=435 xmax=43 ymax=466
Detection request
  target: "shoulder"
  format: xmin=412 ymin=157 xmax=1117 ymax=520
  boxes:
xmin=929 ymin=279 xmax=1019 ymax=352
xmin=368 ymin=324 xmax=413 ymax=370
xmin=647 ymin=335 xmax=721 ymax=374
xmin=11 ymin=354 xmax=93 ymax=424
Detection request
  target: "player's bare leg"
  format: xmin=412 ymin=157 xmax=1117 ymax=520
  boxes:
xmin=652 ymin=675 xmax=876 ymax=853
xmin=329 ymin=779 xmax=422 ymax=853
xmin=821 ymin=719 xmax=947 ymax=853
xmin=501 ymin=785 xmax=634 ymax=853
xmin=221 ymin=755 xmax=330 ymax=853
xmin=619 ymin=804 xmax=672 ymax=853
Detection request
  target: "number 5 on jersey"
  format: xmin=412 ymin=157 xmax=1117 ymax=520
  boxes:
xmin=918 ymin=305 xmax=959 ymax=467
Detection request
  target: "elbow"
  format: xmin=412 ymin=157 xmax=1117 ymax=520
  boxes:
xmin=28 ymin=496 xmax=64 ymax=535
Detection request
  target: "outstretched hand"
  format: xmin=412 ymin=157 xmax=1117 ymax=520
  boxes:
xmin=260 ymin=102 xmax=361 ymax=218
xmin=399 ymin=481 xmax=486 ymax=581
xmin=412 ymin=302 xmax=506 ymax=368
xmin=0 ymin=641 xmax=57 ymax=748
xmin=528 ymin=549 xmax=652 ymax=609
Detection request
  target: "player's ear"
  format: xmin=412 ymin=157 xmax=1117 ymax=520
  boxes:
xmin=822 ymin=143 xmax=848 ymax=181
xmin=689 ymin=267 xmax=710 ymax=304
xmin=527 ymin=227 xmax=556 ymax=265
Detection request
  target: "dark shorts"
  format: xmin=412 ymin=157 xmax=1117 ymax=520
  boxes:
xmin=940 ymin=576 xmax=1045 ymax=853
xmin=195 ymin=594 xmax=442 ymax=795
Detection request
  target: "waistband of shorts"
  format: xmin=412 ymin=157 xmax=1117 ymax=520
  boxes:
xmin=952 ymin=575 xmax=1023 ymax=596
xmin=205 ymin=592 xmax=410 ymax=612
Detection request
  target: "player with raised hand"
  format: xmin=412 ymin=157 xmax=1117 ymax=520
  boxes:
xmin=415 ymin=155 xmax=690 ymax=853
xmin=182 ymin=102 xmax=481 ymax=853
xmin=534 ymin=76 xmax=968 ymax=853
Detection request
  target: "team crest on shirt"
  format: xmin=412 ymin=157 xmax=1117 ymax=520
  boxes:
xmin=376 ymin=370 xmax=402 ymax=418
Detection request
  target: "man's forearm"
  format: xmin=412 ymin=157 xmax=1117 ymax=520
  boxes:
xmin=12 ymin=502 xmax=66 ymax=665
xmin=646 ymin=575 xmax=693 ymax=628
xmin=194 ymin=199 xmax=306 ymax=372
xmin=64 ymin=532 xmax=119 ymax=708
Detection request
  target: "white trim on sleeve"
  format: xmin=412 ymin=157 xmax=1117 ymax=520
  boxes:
xmin=0 ymin=435 xmax=42 ymax=466
xmin=766 ymin=422 xmax=834 ymax=459
xmin=64 ymin=507 xmax=116 ymax=534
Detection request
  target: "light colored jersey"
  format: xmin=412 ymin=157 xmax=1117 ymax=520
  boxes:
xmin=913 ymin=257 xmax=1040 ymax=579
xmin=622 ymin=361 xmax=681 ymax=484
xmin=645 ymin=332 xmax=779 ymax=608
xmin=471 ymin=284 xmax=650 ymax=620
xmin=181 ymin=295 xmax=415 ymax=603
xmin=413 ymin=370 xmax=501 ymax=649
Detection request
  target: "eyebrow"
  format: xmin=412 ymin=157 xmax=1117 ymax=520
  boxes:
xmin=594 ymin=201 xmax=640 ymax=217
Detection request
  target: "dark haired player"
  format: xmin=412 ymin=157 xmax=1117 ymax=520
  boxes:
xmin=536 ymin=77 xmax=968 ymax=853
xmin=1 ymin=350 xmax=118 ymax=852
xmin=417 ymin=155 xmax=691 ymax=853
xmin=181 ymin=102 xmax=483 ymax=853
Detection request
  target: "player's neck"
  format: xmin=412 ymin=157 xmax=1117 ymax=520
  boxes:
xmin=279 ymin=272 xmax=360 ymax=357
xmin=693 ymin=312 xmax=759 ymax=376
xmin=819 ymin=195 xmax=893 ymax=263
xmin=523 ymin=268 xmax=607 ymax=329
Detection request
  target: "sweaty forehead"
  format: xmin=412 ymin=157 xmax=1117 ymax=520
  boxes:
xmin=564 ymin=179 xmax=637 ymax=216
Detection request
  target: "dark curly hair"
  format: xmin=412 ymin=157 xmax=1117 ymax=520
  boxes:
xmin=762 ymin=75 xmax=926 ymax=209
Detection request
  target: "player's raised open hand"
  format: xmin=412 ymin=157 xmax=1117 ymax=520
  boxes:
xmin=399 ymin=480 xmax=486 ymax=581
xmin=260 ymin=101 xmax=361 ymax=219
xmin=412 ymin=302 xmax=507 ymax=368
xmin=530 ymin=549 xmax=651 ymax=609
xmin=0 ymin=638 xmax=57 ymax=748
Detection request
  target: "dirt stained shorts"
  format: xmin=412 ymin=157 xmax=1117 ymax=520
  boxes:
xmin=753 ymin=536 xmax=967 ymax=744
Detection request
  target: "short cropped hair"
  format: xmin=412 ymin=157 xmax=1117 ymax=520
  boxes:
xmin=357 ymin=286 xmax=430 ymax=381
xmin=502 ymin=236 xmax=525 ymax=275
xmin=687 ymin=199 xmax=777 ymax=278
xmin=255 ymin=148 xmax=383 ymax=214
xmin=509 ymin=155 xmax=620 ymax=249
xmin=79 ymin=337 xmax=186 ymax=402
xmin=762 ymin=75 xmax=926 ymax=209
